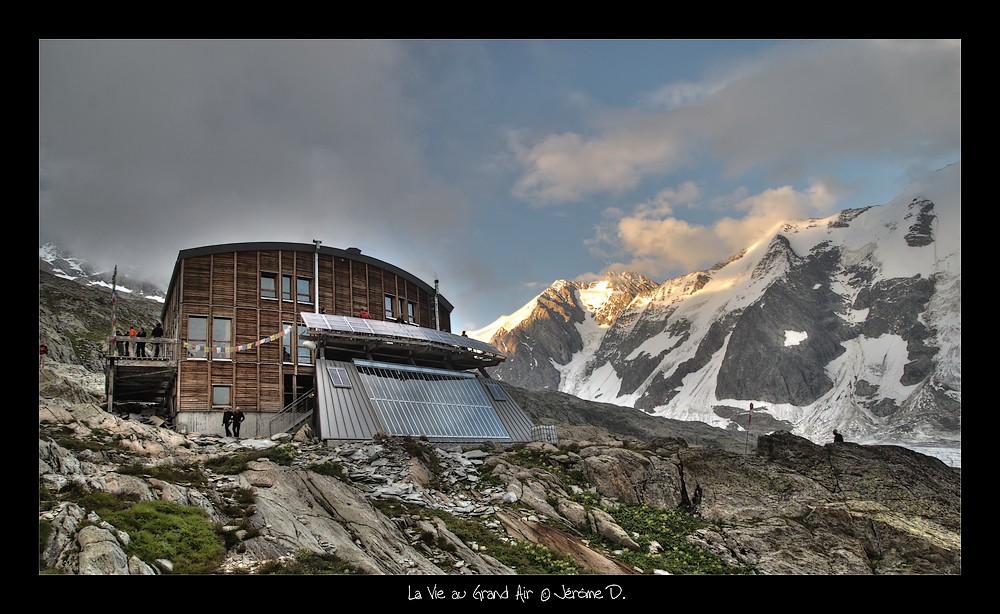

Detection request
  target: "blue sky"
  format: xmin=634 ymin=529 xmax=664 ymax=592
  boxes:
xmin=38 ymin=40 xmax=961 ymax=332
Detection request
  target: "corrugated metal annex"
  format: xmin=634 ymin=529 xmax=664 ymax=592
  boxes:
xmin=315 ymin=358 xmax=535 ymax=444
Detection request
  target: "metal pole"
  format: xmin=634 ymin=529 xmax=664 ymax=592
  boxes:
xmin=744 ymin=402 xmax=753 ymax=455
xmin=433 ymin=278 xmax=440 ymax=331
xmin=108 ymin=266 xmax=118 ymax=412
xmin=312 ymin=239 xmax=321 ymax=312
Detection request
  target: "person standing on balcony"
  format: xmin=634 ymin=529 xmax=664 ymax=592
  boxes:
xmin=136 ymin=326 xmax=147 ymax=358
xmin=127 ymin=326 xmax=137 ymax=357
xmin=152 ymin=322 xmax=164 ymax=357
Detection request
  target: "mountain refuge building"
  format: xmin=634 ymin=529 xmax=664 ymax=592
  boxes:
xmin=106 ymin=242 xmax=537 ymax=445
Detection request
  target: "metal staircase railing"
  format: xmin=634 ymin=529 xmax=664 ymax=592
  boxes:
xmin=267 ymin=388 xmax=316 ymax=437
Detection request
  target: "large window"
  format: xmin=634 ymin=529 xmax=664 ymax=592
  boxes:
xmin=297 ymin=324 xmax=312 ymax=364
xmin=384 ymin=294 xmax=394 ymax=319
xmin=187 ymin=316 xmax=207 ymax=359
xmin=212 ymin=385 xmax=231 ymax=408
xmin=213 ymin=318 xmax=232 ymax=360
xmin=282 ymin=275 xmax=293 ymax=301
xmin=261 ymin=273 xmax=277 ymax=299
xmin=282 ymin=322 xmax=294 ymax=363
xmin=407 ymin=301 xmax=416 ymax=324
xmin=297 ymin=277 xmax=312 ymax=304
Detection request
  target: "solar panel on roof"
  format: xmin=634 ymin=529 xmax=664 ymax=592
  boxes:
xmin=354 ymin=360 xmax=510 ymax=440
xmin=302 ymin=313 xmax=505 ymax=364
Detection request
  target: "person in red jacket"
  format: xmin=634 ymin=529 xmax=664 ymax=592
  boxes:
xmin=127 ymin=326 xmax=137 ymax=357
xmin=359 ymin=309 xmax=371 ymax=319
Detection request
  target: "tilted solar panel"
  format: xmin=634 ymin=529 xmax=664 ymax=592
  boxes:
xmin=354 ymin=360 xmax=511 ymax=440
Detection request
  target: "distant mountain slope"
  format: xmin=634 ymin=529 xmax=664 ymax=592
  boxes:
xmin=38 ymin=269 xmax=164 ymax=371
xmin=472 ymin=162 xmax=961 ymax=459
xmin=39 ymin=243 xmax=166 ymax=303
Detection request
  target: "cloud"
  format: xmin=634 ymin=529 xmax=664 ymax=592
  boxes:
xmin=508 ymin=40 xmax=961 ymax=205
xmin=594 ymin=183 xmax=823 ymax=279
xmin=38 ymin=40 xmax=469 ymax=288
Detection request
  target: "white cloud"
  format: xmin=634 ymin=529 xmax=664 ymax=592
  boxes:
xmin=508 ymin=40 xmax=960 ymax=205
xmin=594 ymin=183 xmax=817 ymax=278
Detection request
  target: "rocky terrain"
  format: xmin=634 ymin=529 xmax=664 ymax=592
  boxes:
xmin=39 ymin=359 xmax=961 ymax=576
xmin=37 ymin=265 xmax=961 ymax=577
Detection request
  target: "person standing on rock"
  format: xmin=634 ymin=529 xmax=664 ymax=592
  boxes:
xmin=232 ymin=407 xmax=245 ymax=438
xmin=833 ymin=429 xmax=845 ymax=443
xmin=223 ymin=408 xmax=234 ymax=437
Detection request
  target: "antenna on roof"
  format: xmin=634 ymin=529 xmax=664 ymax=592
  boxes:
xmin=312 ymin=240 xmax=322 ymax=312
xmin=434 ymin=278 xmax=440 ymax=331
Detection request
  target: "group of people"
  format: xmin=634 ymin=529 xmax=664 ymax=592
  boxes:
xmin=223 ymin=407 xmax=246 ymax=438
xmin=115 ymin=322 xmax=164 ymax=358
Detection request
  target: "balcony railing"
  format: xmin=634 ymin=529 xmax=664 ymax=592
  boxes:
xmin=109 ymin=336 xmax=178 ymax=362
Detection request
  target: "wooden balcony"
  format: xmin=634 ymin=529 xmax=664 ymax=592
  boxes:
xmin=105 ymin=336 xmax=178 ymax=413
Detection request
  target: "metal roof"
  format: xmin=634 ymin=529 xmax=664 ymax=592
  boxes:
xmin=316 ymin=358 xmax=534 ymax=444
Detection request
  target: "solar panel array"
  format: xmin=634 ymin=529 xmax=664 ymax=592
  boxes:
xmin=354 ymin=360 xmax=511 ymax=440
xmin=301 ymin=312 xmax=503 ymax=356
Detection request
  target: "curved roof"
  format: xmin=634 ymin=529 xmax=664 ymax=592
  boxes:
xmin=162 ymin=242 xmax=454 ymax=320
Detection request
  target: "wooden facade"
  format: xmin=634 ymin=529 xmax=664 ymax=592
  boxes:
xmin=160 ymin=243 xmax=454 ymax=416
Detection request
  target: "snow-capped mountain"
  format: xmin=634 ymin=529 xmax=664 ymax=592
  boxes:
xmin=471 ymin=162 xmax=961 ymax=462
xmin=38 ymin=243 xmax=166 ymax=304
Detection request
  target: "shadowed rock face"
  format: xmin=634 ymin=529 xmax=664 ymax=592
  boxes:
xmin=487 ymin=273 xmax=659 ymax=391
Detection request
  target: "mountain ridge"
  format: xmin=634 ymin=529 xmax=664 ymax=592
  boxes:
xmin=471 ymin=162 xmax=961 ymax=466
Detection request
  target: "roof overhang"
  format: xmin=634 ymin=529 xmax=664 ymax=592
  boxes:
xmin=301 ymin=313 xmax=505 ymax=370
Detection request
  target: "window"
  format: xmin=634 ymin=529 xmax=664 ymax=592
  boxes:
xmin=261 ymin=273 xmax=277 ymax=299
xmin=384 ymin=294 xmax=394 ymax=319
xmin=486 ymin=381 xmax=508 ymax=401
xmin=297 ymin=277 xmax=312 ymax=303
xmin=327 ymin=366 xmax=352 ymax=388
xmin=282 ymin=322 xmax=294 ymax=363
xmin=297 ymin=324 xmax=312 ymax=364
xmin=398 ymin=297 xmax=406 ymax=321
xmin=212 ymin=317 xmax=232 ymax=360
xmin=282 ymin=275 xmax=293 ymax=301
xmin=407 ymin=301 xmax=416 ymax=324
xmin=187 ymin=316 xmax=207 ymax=359
xmin=212 ymin=385 xmax=231 ymax=408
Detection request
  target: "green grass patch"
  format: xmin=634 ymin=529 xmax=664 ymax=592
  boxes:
xmin=309 ymin=461 xmax=348 ymax=481
xmin=377 ymin=501 xmax=581 ymax=574
xmin=597 ymin=502 xmax=752 ymax=575
xmin=117 ymin=461 xmax=208 ymax=487
xmin=256 ymin=550 xmax=361 ymax=574
xmin=39 ymin=519 xmax=53 ymax=572
xmin=102 ymin=500 xmax=226 ymax=574
xmin=503 ymin=447 xmax=585 ymax=489
xmin=205 ymin=444 xmax=298 ymax=475
xmin=42 ymin=426 xmax=119 ymax=454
